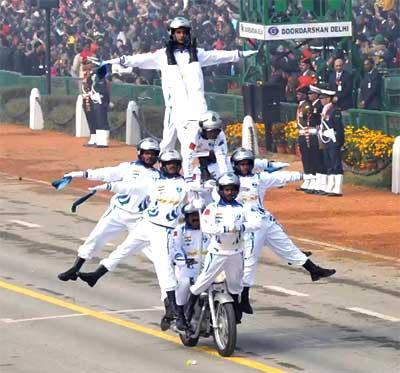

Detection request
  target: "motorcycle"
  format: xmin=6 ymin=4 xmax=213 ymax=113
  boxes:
xmin=174 ymin=271 xmax=238 ymax=357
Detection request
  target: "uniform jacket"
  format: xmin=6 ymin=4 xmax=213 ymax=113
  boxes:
xmin=110 ymin=174 xmax=187 ymax=229
xmin=201 ymin=199 xmax=262 ymax=255
xmin=87 ymin=160 xmax=160 ymax=214
xmin=321 ymin=104 xmax=344 ymax=147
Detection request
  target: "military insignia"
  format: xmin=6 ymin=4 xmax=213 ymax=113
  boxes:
xmin=176 ymin=187 xmax=182 ymax=193
xmin=189 ymin=142 xmax=196 ymax=150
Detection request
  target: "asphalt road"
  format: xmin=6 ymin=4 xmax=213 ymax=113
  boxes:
xmin=1 ymin=174 xmax=399 ymax=373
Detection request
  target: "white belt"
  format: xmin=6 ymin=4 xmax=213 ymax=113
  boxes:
xmin=299 ymin=128 xmax=317 ymax=136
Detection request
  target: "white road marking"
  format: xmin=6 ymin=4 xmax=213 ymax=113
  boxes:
xmin=80 ymin=237 xmax=115 ymax=247
xmin=0 ymin=306 xmax=164 ymax=324
xmin=346 ymin=307 xmax=400 ymax=322
xmin=9 ymin=219 xmax=42 ymax=228
xmin=292 ymin=236 xmax=400 ymax=263
xmin=263 ymin=285 xmax=309 ymax=297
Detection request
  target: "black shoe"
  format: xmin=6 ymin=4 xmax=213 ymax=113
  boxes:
xmin=160 ymin=315 xmax=174 ymax=331
xmin=58 ymin=257 xmax=85 ymax=281
xmin=240 ymin=287 xmax=253 ymax=314
xmin=189 ymin=37 xmax=198 ymax=63
xmin=78 ymin=264 xmax=108 ymax=287
xmin=302 ymin=250 xmax=312 ymax=257
xmin=310 ymin=268 xmax=336 ymax=281
xmin=160 ymin=298 xmax=174 ymax=331
xmin=165 ymin=40 xmax=177 ymax=65
xmin=96 ymin=145 xmax=109 ymax=148
xmin=83 ymin=143 xmax=97 ymax=147
xmin=176 ymin=306 xmax=190 ymax=331
xmin=327 ymin=193 xmax=343 ymax=197
xmin=303 ymin=259 xmax=336 ymax=282
xmin=184 ymin=293 xmax=199 ymax=322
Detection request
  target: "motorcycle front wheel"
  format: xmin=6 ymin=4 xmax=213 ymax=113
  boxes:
xmin=212 ymin=302 xmax=237 ymax=357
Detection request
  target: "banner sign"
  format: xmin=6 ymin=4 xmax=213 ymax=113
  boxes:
xmin=239 ymin=21 xmax=352 ymax=41
xmin=239 ymin=22 xmax=266 ymax=40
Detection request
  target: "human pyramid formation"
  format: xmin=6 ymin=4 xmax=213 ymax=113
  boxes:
xmin=57 ymin=17 xmax=336 ymax=332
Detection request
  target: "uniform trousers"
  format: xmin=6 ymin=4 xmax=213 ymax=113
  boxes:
xmin=190 ymin=251 xmax=244 ymax=295
xmin=78 ymin=206 xmax=141 ymax=263
xmin=323 ymin=143 xmax=343 ymax=174
xmin=100 ymin=220 xmax=177 ymax=292
xmin=243 ymin=215 xmax=308 ymax=287
xmin=175 ymin=264 xmax=199 ymax=306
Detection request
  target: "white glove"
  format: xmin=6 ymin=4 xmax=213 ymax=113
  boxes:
xmin=203 ymin=179 xmax=217 ymax=190
xmin=239 ymin=50 xmax=258 ymax=58
xmin=270 ymin=161 xmax=290 ymax=169
xmin=88 ymin=183 xmax=111 ymax=192
xmin=64 ymin=171 xmax=86 ymax=178
xmin=192 ymin=197 xmax=205 ymax=210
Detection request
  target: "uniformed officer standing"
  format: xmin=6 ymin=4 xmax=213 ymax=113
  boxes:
xmin=81 ymin=59 xmax=98 ymax=147
xmin=306 ymin=85 xmax=328 ymax=194
xmin=296 ymin=85 xmax=315 ymax=192
xmin=91 ymin=64 xmax=112 ymax=148
xmin=318 ymin=89 xmax=345 ymax=196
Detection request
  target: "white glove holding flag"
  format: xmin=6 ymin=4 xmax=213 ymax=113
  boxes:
xmin=88 ymin=183 xmax=111 ymax=192
xmin=64 ymin=171 xmax=86 ymax=178
xmin=239 ymin=50 xmax=258 ymax=58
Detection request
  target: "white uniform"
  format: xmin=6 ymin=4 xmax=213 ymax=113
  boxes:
xmin=77 ymin=161 xmax=160 ymax=263
xmin=184 ymin=129 xmax=231 ymax=181
xmin=170 ymin=224 xmax=209 ymax=305
xmin=237 ymin=171 xmax=308 ymax=287
xmin=190 ymin=200 xmax=262 ymax=295
xmin=120 ymin=48 xmax=240 ymax=151
xmin=100 ymin=175 xmax=187 ymax=292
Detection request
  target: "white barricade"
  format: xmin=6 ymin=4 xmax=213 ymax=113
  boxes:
xmin=391 ymin=136 xmax=400 ymax=194
xmin=242 ymin=115 xmax=259 ymax=155
xmin=75 ymin=94 xmax=90 ymax=137
xmin=126 ymin=100 xmax=142 ymax=145
xmin=29 ymin=88 xmax=44 ymax=130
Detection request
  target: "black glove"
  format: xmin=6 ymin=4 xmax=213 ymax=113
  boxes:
xmin=165 ymin=40 xmax=177 ymax=65
xmin=189 ymin=36 xmax=198 ymax=63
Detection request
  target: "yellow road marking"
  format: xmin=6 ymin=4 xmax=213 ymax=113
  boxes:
xmin=0 ymin=279 xmax=286 ymax=373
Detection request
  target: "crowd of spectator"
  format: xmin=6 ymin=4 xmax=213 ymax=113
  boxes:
xmin=0 ymin=0 xmax=399 ymax=110
xmin=0 ymin=0 xmax=240 ymax=83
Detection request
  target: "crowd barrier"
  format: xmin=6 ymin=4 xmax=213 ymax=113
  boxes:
xmin=0 ymin=70 xmax=399 ymax=136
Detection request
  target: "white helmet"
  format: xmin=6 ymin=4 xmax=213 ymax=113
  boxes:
xmin=168 ymin=17 xmax=191 ymax=35
xmin=138 ymin=138 xmax=160 ymax=155
xmin=182 ymin=202 xmax=198 ymax=215
xmin=217 ymin=172 xmax=240 ymax=191
xmin=231 ymin=147 xmax=255 ymax=163
xmin=200 ymin=110 xmax=222 ymax=131
xmin=159 ymin=149 xmax=183 ymax=164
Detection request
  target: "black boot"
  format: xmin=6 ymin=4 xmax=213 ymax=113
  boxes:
xmin=189 ymin=37 xmax=198 ymax=63
xmin=58 ymin=257 xmax=85 ymax=281
xmin=176 ymin=305 xmax=190 ymax=331
xmin=160 ymin=298 xmax=174 ymax=331
xmin=302 ymin=250 xmax=312 ymax=257
xmin=231 ymin=294 xmax=242 ymax=324
xmin=165 ymin=40 xmax=177 ymax=65
xmin=184 ymin=292 xmax=199 ymax=323
xmin=240 ymin=287 xmax=253 ymax=314
xmin=78 ymin=264 xmax=108 ymax=287
xmin=303 ymin=259 xmax=336 ymax=282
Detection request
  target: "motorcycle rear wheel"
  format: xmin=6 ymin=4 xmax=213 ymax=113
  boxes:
xmin=212 ymin=302 xmax=237 ymax=357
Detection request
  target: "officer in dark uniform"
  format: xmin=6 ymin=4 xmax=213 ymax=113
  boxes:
xmin=306 ymin=85 xmax=327 ymax=194
xmin=81 ymin=59 xmax=97 ymax=147
xmin=296 ymin=85 xmax=316 ymax=192
xmin=319 ymin=89 xmax=344 ymax=196
xmin=81 ymin=61 xmax=111 ymax=148
xmin=91 ymin=64 xmax=111 ymax=148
